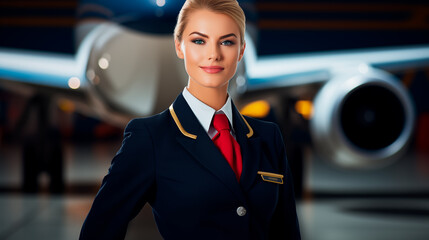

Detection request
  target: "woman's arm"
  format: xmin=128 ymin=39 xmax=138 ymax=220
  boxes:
xmin=79 ymin=119 xmax=156 ymax=240
xmin=269 ymin=125 xmax=301 ymax=240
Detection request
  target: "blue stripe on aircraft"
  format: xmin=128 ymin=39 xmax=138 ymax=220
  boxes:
xmin=246 ymin=70 xmax=329 ymax=90
xmin=0 ymin=69 xmax=82 ymax=89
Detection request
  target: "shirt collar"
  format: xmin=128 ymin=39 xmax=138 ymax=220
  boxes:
xmin=182 ymin=87 xmax=234 ymax=134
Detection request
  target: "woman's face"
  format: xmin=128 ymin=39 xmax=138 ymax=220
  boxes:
xmin=175 ymin=9 xmax=245 ymax=90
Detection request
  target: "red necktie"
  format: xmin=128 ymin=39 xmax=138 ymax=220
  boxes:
xmin=212 ymin=114 xmax=243 ymax=181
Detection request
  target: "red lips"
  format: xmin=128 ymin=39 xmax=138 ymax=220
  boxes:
xmin=200 ymin=66 xmax=224 ymax=74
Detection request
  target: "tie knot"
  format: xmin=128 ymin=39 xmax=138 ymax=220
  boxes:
xmin=212 ymin=114 xmax=230 ymax=132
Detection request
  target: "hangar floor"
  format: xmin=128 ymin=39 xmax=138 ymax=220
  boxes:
xmin=1 ymin=140 xmax=429 ymax=240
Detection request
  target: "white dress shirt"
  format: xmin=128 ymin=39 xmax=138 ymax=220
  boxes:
xmin=182 ymin=87 xmax=235 ymax=139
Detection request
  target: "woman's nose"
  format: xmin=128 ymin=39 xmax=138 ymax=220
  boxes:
xmin=208 ymin=43 xmax=221 ymax=61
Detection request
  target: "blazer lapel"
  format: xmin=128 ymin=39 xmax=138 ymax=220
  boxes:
xmin=231 ymin=103 xmax=261 ymax=192
xmin=170 ymin=94 xmax=245 ymax=202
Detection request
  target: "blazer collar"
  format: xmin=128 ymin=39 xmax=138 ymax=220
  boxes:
xmin=170 ymin=93 xmax=253 ymax=140
xmin=170 ymin=94 xmax=260 ymax=196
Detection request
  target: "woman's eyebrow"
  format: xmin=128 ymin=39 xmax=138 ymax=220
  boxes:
xmin=188 ymin=32 xmax=237 ymax=40
xmin=189 ymin=32 xmax=208 ymax=38
xmin=220 ymin=33 xmax=237 ymax=39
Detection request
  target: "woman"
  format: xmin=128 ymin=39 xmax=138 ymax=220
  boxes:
xmin=79 ymin=0 xmax=300 ymax=239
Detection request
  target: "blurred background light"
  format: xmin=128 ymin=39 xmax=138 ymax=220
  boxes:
xmin=68 ymin=77 xmax=81 ymax=89
xmin=156 ymin=0 xmax=166 ymax=7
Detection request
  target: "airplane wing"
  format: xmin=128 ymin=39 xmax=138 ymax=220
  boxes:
xmin=0 ymin=22 xmax=187 ymax=126
xmin=241 ymin=34 xmax=429 ymax=92
xmin=0 ymin=21 xmax=107 ymax=123
xmin=0 ymin=48 xmax=82 ymax=90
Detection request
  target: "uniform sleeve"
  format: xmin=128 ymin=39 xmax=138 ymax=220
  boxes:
xmin=269 ymin=124 xmax=301 ymax=240
xmin=79 ymin=119 xmax=156 ymax=240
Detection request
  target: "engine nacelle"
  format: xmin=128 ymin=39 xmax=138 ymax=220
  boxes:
xmin=310 ymin=66 xmax=415 ymax=169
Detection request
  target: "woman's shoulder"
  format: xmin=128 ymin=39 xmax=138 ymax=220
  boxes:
xmin=242 ymin=115 xmax=279 ymax=131
xmin=125 ymin=109 xmax=170 ymax=132
xmin=242 ymin=115 xmax=281 ymax=139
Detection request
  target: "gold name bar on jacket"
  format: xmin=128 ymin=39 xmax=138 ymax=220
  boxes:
xmin=258 ymin=171 xmax=284 ymax=184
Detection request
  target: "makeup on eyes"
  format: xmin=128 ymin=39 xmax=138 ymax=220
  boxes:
xmin=190 ymin=38 xmax=236 ymax=46
xmin=188 ymin=32 xmax=237 ymax=45
xmin=221 ymin=40 xmax=235 ymax=46
xmin=191 ymin=39 xmax=205 ymax=44
xmin=191 ymin=39 xmax=235 ymax=46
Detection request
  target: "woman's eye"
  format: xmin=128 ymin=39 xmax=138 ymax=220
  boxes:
xmin=192 ymin=39 xmax=205 ymax=45
xmin=221 ymin=40 xmax=234 ymax=46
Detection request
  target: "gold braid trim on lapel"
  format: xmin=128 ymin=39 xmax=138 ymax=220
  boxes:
xmin=169 ymin=105 xmax=197 ymax=139
xmin=240 ymin=114 xmax=254 ymax=138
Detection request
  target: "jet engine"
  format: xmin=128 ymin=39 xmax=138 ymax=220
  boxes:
xmin=310 ymin=66 xmax=415 ymax=169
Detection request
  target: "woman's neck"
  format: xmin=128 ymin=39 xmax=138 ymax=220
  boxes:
xmin=187 ymin=82 xmax=228 ymax=111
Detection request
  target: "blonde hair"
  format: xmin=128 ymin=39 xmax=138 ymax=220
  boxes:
xmin=174 ymin=0 xmax=246 ymax=46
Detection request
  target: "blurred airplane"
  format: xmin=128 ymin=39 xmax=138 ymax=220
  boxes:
xmin=1 ymin=0 xmax=429 ymax=194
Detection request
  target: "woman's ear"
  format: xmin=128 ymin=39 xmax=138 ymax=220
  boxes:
xmin=175 ymin=39 xmax=184 ymax=59
xmin=238 ymin=42 xmax=246 ymax=62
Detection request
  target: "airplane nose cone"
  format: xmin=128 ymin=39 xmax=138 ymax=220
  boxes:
xmin=83 ymin=23 xmax=187 ymax=120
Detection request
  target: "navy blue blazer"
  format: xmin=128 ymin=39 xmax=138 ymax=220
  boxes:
xmin=80 ymin=93 xmax=300 ymax=240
